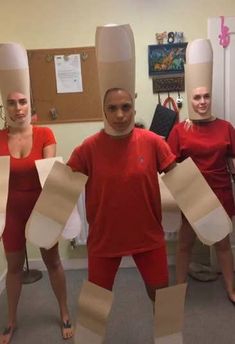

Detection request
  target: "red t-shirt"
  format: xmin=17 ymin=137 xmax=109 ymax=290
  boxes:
xmin=168 ymin=118 xmax=235 ymax=217
xmin=67 ymin=128 xmax=175 ymax=257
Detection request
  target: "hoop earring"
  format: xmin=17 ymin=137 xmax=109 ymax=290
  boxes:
xmin=0 ymin=105 xmax=8 ymax=129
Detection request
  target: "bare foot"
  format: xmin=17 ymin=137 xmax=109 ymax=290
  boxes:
xmin=0 ymin=326 xmax=16 ymax=344
xmin=61 ymin=319 xmax=73 ymax=340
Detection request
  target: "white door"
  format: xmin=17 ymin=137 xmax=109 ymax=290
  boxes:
xmin=208 ymin=16 xmax=235 ymax=126
xmin=208 ymin=17 xmax=235 ymax=268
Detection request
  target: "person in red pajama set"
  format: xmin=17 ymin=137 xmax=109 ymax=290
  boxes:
xmin=67 ymin=87 xmax=176 ymax=301
xmin=168 ymin=38 xmax=235 ymax=303
xmin=0 ymin=43 xmax=73 ymax=344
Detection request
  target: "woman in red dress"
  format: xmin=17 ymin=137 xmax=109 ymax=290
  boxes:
xmin=0 ymin=43 xmax=73 ymax=344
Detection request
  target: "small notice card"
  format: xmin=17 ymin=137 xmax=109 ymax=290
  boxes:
xmin=54 ymin=54 xmax=83 ymax=93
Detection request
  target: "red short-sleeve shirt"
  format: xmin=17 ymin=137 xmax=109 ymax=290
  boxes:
xmin=68 ymin=128 xmax=175 ymax=257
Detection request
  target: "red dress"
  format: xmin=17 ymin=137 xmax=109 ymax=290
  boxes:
xmin=67 ymin=128 xmax=175 ymax=257
xmin=167 ymin=118 xmax=235 ymax=217
xmin=0 ymin=126 xmax=56 ymax=252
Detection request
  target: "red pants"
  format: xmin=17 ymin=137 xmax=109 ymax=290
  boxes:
xmin=88 ymin=246 xmax=168 ymax=290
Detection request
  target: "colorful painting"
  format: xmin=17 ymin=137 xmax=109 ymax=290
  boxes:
xmin=148 ymin=43 xmax=187 ymax=76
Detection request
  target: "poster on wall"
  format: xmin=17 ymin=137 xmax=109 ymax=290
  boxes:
xmin=148 ymin=43 xmax=187 ymax=93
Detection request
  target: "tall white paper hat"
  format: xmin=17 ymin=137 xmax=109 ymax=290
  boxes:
xmin=0 ymin=42 xmax=31 ymax=127
xmin=184 ymin=39 xmax=213 ymax=120
xmin=95 ymin=24 xmax=135 ymax=136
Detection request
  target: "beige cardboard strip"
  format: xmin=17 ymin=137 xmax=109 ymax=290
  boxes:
xmin=161 ymin=158 xmax=232 ymax=245
xmin=193 ymin=205 xmax=232 ymax=245
xmin=159 ymin=176 xmax=182 ymax=233
xmin=77 ymin=281 xmax=114 ymax=336
xmin=35 ymin=157 xmax=64 ymax=187
xmin=26 ymin=161 xmax=87 ymax=248
xmin=155 ymin=332 xmax=183 ymax=344
xmin=97 ymin=61 xmax=135 ymax=101
xmin=35 ymin=157 xmax=82 ymax=240
xmin=159 ymin=176 xmax=181 ymax=212
xmin=61 ymin=204 xmax=82 ymax=240
xmin=154 ymin=284 xmax=187 ymax=340
xmin=26 ymin=210 xmax=63 ymax=249
xmin=75 ymin=281 xmax=113 ymax=343
xmin=95 ymin=24 xmax=135 ymax=100
xmin=0 ymin=156 xmax=10 ymax=237
xmin=95 ymin=24 xmax=135 ymax=137
xmin=0 ymin=69 xmax=31 ymax=115
xmin=185 ymin=63 xmax=212 ymax=120
xmin=32 ymin=161 xmax=87 ymax=225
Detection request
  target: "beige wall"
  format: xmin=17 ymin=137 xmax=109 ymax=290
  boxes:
xmin=0 ymin=1 xmax=234 ymax=276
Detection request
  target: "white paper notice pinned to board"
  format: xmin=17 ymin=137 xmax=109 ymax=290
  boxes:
xmin=54 ymin=54 xmax=83 ymax=93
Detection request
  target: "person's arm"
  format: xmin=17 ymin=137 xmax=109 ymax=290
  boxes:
xmin=43 ymin=143 xmax=56 ymax=158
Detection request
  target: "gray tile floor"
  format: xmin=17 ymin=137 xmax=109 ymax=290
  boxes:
xmin=0 ymin=267 xmax=235 ymax=343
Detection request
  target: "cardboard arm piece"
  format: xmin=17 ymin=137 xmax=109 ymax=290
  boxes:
xmin=159 ymin=176 xmax=182 ymax=233
xmin=35 ymin=157 xmax=82 ymax=240
xmin=26 ymin=160 xmax=87 ymax=249
xmin=154 ymin=283 xmax=187 ymax=344
xmin=161 ymin=157 xmax=233 ymax=246
xmin=0 ymin=156 xmax=10 ymax=237
xmin=75 ymin=281 xmax=114 ymax=344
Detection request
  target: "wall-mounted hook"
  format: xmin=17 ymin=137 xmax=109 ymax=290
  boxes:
xmin=81 ymin=52 xmax=88 ymax=61
xmin=49 ymin=108 xmax=58 ymax=120
xmin=45 ymin=54 xmax=53 ymax=63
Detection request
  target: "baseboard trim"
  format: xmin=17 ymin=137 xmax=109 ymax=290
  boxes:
xmin=0 ymin=255 xmax=176 ymax=295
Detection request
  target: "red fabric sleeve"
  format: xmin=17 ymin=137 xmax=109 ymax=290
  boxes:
xmin=41 ymin=127 xmax=56 ymax=147
xmin=67 ymin=144 xmax=88 ymax=175
xmin=155 ymin=136 xmax=176 ymax=172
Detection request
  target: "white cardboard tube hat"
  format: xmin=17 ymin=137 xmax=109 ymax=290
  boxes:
xmin=95 ymin=24 xmax=135 ymax=136
xmin=184 ymin=39 xmax=213 ymax=120
xmin=0 ymin=42 xmax=31 ymax=127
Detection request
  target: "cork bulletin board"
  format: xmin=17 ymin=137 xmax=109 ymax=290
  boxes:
xmin=27 ymin=46 xmax=102 ymax=124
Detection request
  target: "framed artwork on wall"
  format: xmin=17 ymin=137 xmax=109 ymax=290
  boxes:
xmin=148 ymin=43 xmax=187 ymax=93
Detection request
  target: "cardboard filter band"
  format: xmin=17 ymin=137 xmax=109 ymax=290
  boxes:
xmin=159 ymin=176 xmax=182 ymax=233
xmin=26 ymin=161 xmax=87 ymax=249
xmin=35 ymin=156 xmax=64 ymax=187
xmin=185 ymin=38 xmax=213 ymax=121
xmin=154 ymin=283 xmax=187 ymax=344
xmin=185 ymin=62 xmax=212 ymax=120
xmin=0 ymin=43 xmax=31 ymax=126
xmin=35 ymin=157 xmax=82 ymax=240
xmin=96 ymin=24 xmax=135 ymax=101
xmin=0 ymin=156 xmax=10 ymax=237
xmin=95 ymin=24 xmax=135 ymax=137
xmin=75 ymin=280 xmax=113 ymax=343
xmin=161 ymin=158 xmax=232 ymax=245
